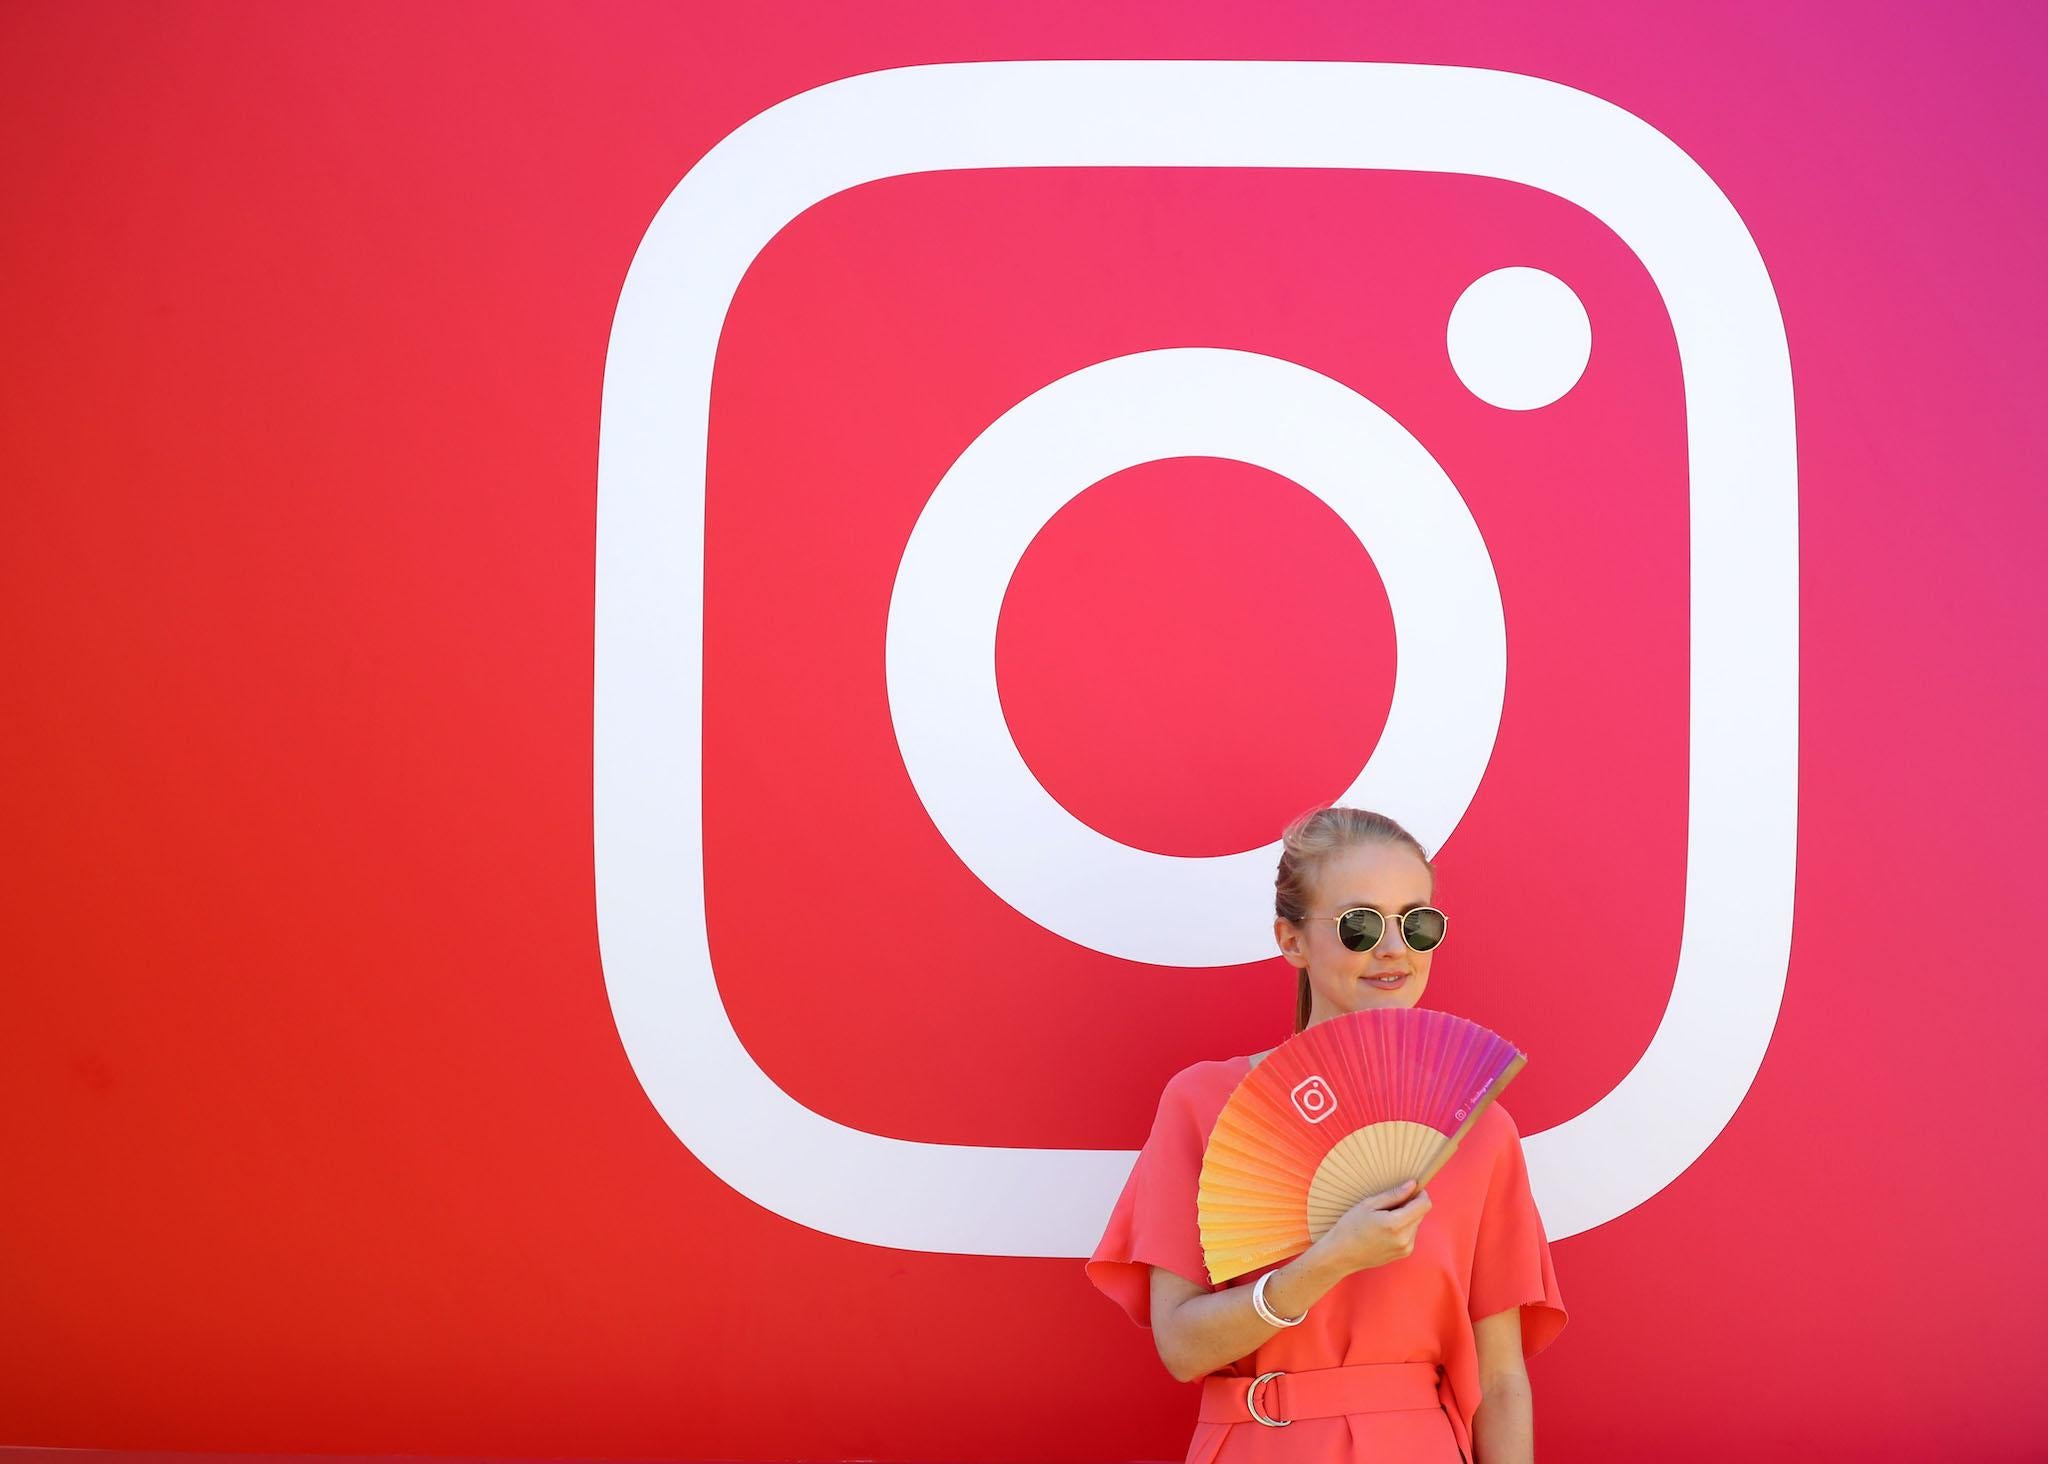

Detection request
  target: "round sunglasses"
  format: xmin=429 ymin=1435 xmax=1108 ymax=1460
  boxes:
xmin=1303 ymin=905 xmax=1448 ymax=953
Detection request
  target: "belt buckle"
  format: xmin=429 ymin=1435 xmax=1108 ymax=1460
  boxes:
xmin=1245 ymin=1370 xmax=1291 ymax=1428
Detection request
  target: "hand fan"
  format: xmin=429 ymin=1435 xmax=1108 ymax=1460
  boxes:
xmin=1197 ymin=1007 xmax=1526 ymax=1283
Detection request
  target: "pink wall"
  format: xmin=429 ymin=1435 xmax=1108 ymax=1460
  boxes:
xmin=3 ymin=3 xmax=2043 ymax=1460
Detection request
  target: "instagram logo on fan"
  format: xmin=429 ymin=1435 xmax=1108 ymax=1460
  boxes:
xmin=595 ymin=62 xmax=1796 ymax=1259
xmin=1291 ymin=1077 xmax=1339 ymax=1125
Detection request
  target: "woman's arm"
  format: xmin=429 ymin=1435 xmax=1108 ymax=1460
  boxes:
xmin=1149 ymin=1179 xmax=1433 ymax=1382
xmin=1471 ymin=1306 xmax=1533 ymax=1464
xmin=1148 ymin=1249 xmax=1349 ymax=1383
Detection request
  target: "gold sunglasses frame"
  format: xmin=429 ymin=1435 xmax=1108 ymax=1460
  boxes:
xmin=1300 ymin=906 xmax=1449 ymax=953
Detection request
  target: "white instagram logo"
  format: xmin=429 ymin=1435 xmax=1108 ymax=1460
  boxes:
xmin=594 ymin=62 xmax=1797 ymax=1256
xmin=1291 ymin=1077 xmax=1339 ymax=1125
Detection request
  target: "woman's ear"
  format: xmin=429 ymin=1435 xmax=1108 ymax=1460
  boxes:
xmin=1273 ymin=916 xmax=1309 ymax=970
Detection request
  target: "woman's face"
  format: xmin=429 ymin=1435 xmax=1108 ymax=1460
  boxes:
xmin=1275 ymin=840 xmax=1436 ymax=1025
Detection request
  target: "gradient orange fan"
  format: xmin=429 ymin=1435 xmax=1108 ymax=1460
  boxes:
xmin=1197 ymin=1007 xmax=1526 ymax=1283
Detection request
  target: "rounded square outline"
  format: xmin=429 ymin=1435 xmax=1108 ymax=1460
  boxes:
xmin=594 ymin=60 xmax=1797 ymax=1254
xmin=1291 ymin=1076 xmax=1339 ymax=1125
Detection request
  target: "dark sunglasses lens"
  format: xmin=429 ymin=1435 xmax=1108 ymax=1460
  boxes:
xmin=1402 ymin=909 xmax=1447 ymax=951
xmin=1335 ymin=908 xmax=1383 ymax=952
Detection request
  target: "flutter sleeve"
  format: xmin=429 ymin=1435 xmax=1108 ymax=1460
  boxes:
xmin=1084 ymin=1066 xmax=1219 ymax=1328
xmin=1467 ymin=1105 xmax=1569 ymax=1358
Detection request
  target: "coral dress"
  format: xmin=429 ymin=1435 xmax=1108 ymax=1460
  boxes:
xmin=1086 ymin=1054 xmax=1567 ymax=1463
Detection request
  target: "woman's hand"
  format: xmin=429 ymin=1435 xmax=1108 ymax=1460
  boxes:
xmin=1307 ymin=1178 xmax=1432 ymax=1277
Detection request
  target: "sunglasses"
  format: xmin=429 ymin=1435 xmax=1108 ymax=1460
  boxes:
xmin=1305 ymin=905 xmax=1449 ymax=954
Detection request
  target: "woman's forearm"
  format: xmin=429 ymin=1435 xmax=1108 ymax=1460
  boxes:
xmin=1156 ymin=1246 xmax=1350 ymax=1383
xmin=1472 ymin=1372 xmax=1533 ymax=1464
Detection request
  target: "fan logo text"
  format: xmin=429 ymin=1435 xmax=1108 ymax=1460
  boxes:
xmin=1291 ymin=1075 xmax=1338 ymax=1124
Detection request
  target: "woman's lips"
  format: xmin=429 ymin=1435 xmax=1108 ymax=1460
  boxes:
xmin=1363 ymin=971 xmax=1408 ymax=984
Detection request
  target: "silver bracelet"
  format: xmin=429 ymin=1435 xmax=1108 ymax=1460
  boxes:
xmin=1251 ymin=1269 xmax=1307 ymax=1327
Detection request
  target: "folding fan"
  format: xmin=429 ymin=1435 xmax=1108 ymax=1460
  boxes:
xmin=1197 ymin=1007 xmax=1526 ymax=1283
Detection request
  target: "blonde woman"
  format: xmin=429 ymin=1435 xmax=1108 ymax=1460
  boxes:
xmin=1087 ymin=807 xmax=1567 ymax=1463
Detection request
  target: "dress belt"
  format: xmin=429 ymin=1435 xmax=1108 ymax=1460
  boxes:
xmin=1198 ymin=1361 xmax=1446 ymax=1428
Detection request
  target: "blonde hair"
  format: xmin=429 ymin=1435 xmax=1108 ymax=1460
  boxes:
xmin=1274 ymin=806 xmax=1436 ymax=1032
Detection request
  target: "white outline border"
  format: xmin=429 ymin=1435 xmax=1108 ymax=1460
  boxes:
xmin=594 ymin=61 xmax=1797 ymax=1252
xmin=885 ymin=346 xmax=1506 ymax=967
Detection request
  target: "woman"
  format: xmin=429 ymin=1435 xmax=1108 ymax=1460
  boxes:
xmin=1086 ymin=807 xmax=1567 ymax=1463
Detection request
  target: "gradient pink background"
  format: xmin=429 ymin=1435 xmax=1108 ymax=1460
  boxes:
xmin=3 ymin=2 xmax=2044 ymax=1461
